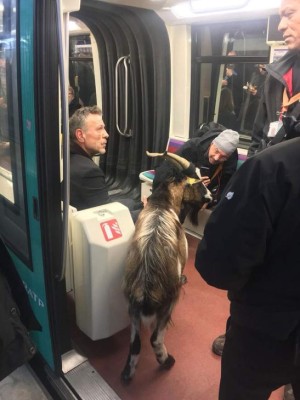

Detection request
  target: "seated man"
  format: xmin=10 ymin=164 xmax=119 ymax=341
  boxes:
xmin=176 ymin=129 xmax=239 ymax=206
xmin=69 ymin=106 xmax=142 ymax=221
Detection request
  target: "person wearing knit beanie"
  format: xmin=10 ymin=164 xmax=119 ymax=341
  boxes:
xmin=209 ymin=129 xmax=239 ymax=164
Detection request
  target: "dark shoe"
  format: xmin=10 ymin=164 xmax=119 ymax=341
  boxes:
xmin=284 ymin=384 xmax=295 ymax=400
xmin=212 ymin=334 xmax=226 ymax=356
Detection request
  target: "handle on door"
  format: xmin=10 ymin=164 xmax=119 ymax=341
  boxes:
xmin=115 ymin=55 xmax=132 ymax=137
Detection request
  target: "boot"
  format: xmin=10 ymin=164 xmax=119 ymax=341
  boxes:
xmin=212 ymin=333 xmax=226 ymax=356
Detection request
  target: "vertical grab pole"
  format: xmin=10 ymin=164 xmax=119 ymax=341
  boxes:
xmin=57 ymin=0 xmax=70 ymax=281
xmin=56 ymin=1 xmax=82 ymax=282
xmin=115 ymin=55 xmax=132 ymax=137
xmin=124 ymin=56 xmax=129 ymax=134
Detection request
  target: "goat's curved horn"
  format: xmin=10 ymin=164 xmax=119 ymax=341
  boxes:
xmin=146 ymin=151 xmax=165 ymax=157
xmin=146 ymin=151 xmax=190 ymax=170
xmin=163 ymin=152 xmax=190 ymax=169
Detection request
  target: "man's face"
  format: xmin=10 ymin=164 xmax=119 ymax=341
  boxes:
xmin=77 ymin=113 xmax=109 ymax=156
xmin=68 ymin=88 xmax=74 ymax=104
xmin=279 ymin=0 xmax=300 ymax=51
xmin=208 ymin=143 xmax=229 ymax=165
xmin=258 ymin=64 xmax=267 ymax=75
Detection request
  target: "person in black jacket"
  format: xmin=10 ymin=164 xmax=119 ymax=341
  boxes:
xmin=196 ymin=2 xmax=300 ymax=390
xmin=176 ymin=129 xmax=239 ymax=206
xmin=221 ymin=51 xmax=244 ymax=118
xmin=217 ymin=88 xmax=239 ymax=131
xmin=69 ymin=106 xmax=142 ymax=221
xmin=68 ymin=86 xmax=81 ymax=117
xmin=195 ymin=137 xmax=300 ymax=399
xmin=239 ymin=64 xmax=267 ymax=132
xmin=212 ymin=0 xmax=300 ymax=376
xmin=247 ymin=51 xmax=300 ymax=157
xmin=0 ymin=238 xmax=40 ymax=380
xmin=247 ymin=1 xmax=300 ymax=157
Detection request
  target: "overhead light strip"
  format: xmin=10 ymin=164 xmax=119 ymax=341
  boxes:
xmin=172 ymin=0 xmax=280 ymax=19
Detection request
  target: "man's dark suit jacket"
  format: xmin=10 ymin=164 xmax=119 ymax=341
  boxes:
xmin=70 ymin=142 xmax=109 ymax=211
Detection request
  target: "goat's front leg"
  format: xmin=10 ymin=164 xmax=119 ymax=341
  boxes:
xmin=121 ymin=316 xmax=141 ymax=383
xmin=150 ymin=321 xmax=175 ymax=370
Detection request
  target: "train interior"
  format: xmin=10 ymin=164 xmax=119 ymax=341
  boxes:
xmin=0 ymin=0 xmax=291 ymax=399
xmin=64 ymin=1 xmax=286 ymax=398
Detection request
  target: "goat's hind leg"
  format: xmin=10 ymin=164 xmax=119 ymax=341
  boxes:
xmin=150 ymin=320 xmax=175 ymax=370
xmin=121 ymin=316 xmax=141 ymax=383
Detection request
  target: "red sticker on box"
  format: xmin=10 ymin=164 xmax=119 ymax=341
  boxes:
xmin=100 ymin=219 xmax=122 ymax=241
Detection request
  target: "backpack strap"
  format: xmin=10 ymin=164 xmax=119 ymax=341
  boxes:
xmin=210 ymin=164 xmax=223 ymax=182
xmin=281 ymin=88 xmax=300 ymax=112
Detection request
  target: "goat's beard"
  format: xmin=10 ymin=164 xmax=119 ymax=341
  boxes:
xmin=179 ymin=201 xmax=207 ymax=225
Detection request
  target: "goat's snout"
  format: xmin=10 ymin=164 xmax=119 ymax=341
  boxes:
xmin=183 ymin=180 xmax=212 ymax=204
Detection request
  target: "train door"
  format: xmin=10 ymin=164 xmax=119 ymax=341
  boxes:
xmin=0 ymin=0 xmax=84 ymax=396
xmin=0 ymin=0 xmax=112 ymax=398
xmin=0 ymin=0 xmax=175 ymax=398
xmin=70 ymin=1 xmax=172 ymax=196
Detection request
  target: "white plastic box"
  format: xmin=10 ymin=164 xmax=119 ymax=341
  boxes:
xmin=71 ymin=203 xmax=134 ymax=340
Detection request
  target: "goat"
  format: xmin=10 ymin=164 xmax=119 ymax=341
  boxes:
xmin=121 ymin=151 xmax=212 ymax=382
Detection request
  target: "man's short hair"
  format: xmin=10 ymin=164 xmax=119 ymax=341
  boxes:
xmin=69 ymin=106 xmax=102 ymax=141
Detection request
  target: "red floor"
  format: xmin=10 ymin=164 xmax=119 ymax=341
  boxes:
xmin=69 ymin=235 xmax=284 ymax=400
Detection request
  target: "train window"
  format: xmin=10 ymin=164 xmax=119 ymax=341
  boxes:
xmin=191 ymin=20 xmax=270 ymax=148
xmin=0 ymin=0 xmax=30 ymax=262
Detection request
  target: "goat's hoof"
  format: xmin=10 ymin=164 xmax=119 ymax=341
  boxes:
xmin=180 ymin=274 xmax=187 ymax=285
xmin=160 ymin=354 xmax=175 ymax=370
xmin=121 ymin=367 xmax=133 ymax=384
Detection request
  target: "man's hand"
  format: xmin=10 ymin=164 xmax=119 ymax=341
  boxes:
xmin=0 ymin=97 xmax=7 ymax=108
xmin=221 ymin=79 xmax=228 ymax=87
xmin=201 ymin=176 xmax=211 ymax=186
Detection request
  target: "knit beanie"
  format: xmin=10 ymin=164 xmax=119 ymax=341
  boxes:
xmin=212 ymin=129 xmax=239 ymax=156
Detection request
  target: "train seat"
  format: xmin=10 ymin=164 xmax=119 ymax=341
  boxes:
xmin=237 ymin=149 xmax=247 ymax=168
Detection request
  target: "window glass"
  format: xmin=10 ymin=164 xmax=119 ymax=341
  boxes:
xmin=192 ymin=20 xmax=270 ymax=147
xmin=0 ymin=3 xmax=14 ymax=202
xmin=0 ymin=0 xmax=30 ymax=262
